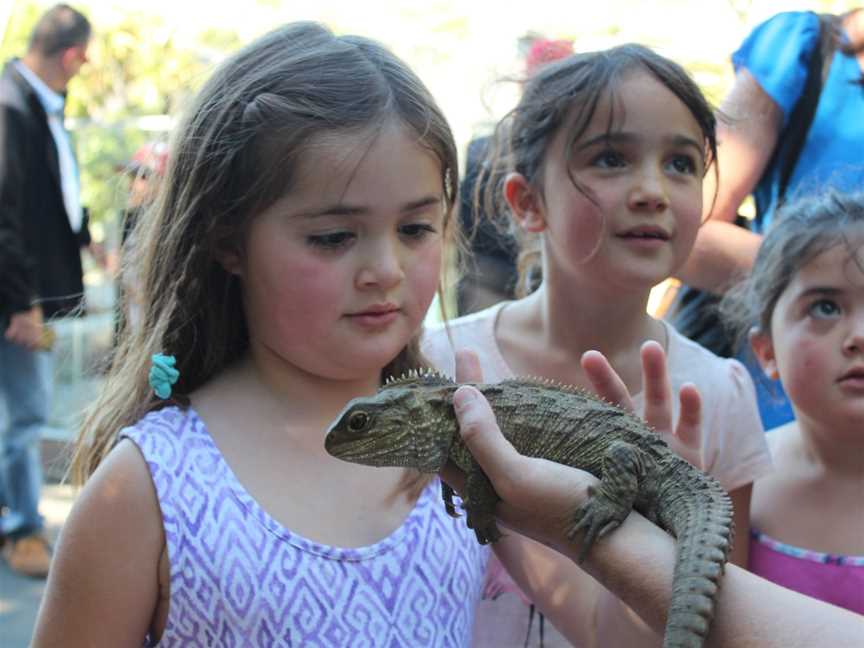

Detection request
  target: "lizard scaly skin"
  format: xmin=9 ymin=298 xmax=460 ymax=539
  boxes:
xmin=325 ymin=371 xmax=733 ymax=648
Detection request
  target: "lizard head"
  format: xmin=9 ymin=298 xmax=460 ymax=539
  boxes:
xmin=325 ymin=370 xmax=457 ymax=473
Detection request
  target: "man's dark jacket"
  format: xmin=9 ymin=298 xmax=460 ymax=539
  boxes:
xmin=0 ymin=59 xmax=90 ymax=322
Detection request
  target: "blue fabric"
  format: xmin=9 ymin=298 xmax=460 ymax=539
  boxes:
xmin=737 ymin=349 xmax=795 ymax=431
xmin=733 ymin=11 xmax=864 ymax=232
xmin=0 ymin=337 xmax=52 ymax=536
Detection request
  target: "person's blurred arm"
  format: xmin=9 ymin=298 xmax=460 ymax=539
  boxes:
xmin=676 ymin=69 xmax=781 ymax=292
xmin=447 ymin=367 xmax=864 ymax=648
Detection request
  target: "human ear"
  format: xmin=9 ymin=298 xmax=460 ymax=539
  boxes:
xmin=749 ymin=327 xmax=779 ymax=381
xmin=503 ymin=172 xmax=546 ymax=233
xmin=61 ymin=45 xmax=84 ymax=69
xmin=215 ymin=240 xmax=244 ymax=277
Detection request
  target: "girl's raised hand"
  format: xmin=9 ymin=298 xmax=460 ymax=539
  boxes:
xmin=581 ymin=340 xmax=704 ymax=469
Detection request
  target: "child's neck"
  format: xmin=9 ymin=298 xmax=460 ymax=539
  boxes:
xmin=498 ymin=282 xmax=665 ymax=393
xmin=214 ymin=349 xmax=381 ymax=428
xmin=793 ymin=417 xmax=864 ymax=478
xmin=530 ymin=276 xmax=662 ymax=355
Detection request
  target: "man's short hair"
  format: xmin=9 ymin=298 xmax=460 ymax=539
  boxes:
xmin=28 ymin=4 xmax=91 ymax=58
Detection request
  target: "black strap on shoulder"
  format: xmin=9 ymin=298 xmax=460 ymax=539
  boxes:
xmin=775 ymin=13 xmax=840 ymax=205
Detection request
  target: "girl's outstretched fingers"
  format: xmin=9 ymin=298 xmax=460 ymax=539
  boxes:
xmin=639 ymin=340 xmax=673 ymax=433
xmin=675 ymin=382 xmax=703 ymax=460
xmin=581 ymin=349 xmax=635 ymax=411
xmin=581 ymin=340 xmax=705 ymax=469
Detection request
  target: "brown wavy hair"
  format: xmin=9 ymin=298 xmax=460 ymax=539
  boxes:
xmin=721 ymin=191 xmax=864 ymax=359
xmin=475 ymin=44 xmax=718 ymax=296
xmin=71 ymin=22 xmax=459 ymax=485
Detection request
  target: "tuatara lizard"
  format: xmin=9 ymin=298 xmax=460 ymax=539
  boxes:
xmin=325 ymin=370 xmax=733 ymax=648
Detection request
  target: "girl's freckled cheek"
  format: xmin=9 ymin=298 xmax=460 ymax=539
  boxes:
xmin=782 ymin=337 xmax=823 ymax=393
xmin=289 ymin=256 xmax=332 ymax=279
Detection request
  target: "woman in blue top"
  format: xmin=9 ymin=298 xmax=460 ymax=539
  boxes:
xmin=677 ymin=8 xmax=864 ymax=428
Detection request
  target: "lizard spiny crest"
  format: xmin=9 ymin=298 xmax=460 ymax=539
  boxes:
xmin=383 ymin=368 xmax=453 ymax=388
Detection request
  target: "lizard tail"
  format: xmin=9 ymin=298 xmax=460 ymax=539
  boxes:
xmin=658 ymin=469 xmax=734 ymax=648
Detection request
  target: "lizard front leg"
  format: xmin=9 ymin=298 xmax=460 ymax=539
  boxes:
xmin=463 ymin=460 xmax=502 ymax=545
xmin=567 ymin=440 xmax=654 ymax=562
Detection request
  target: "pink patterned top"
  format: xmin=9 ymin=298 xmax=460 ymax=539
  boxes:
xmin=121 ymin=406 xmax=489 ymax=647
xmin=749 ymin=530 xmax=864 ymax=614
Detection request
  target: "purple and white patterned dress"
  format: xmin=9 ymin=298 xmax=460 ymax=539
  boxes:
xmin=121 ymin=406 xmax=489 ymax=647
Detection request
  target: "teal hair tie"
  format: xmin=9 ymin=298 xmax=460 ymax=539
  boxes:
xmin=149 ymin=354 xmax=179 ymax=399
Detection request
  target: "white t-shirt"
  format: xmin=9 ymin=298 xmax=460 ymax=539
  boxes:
xmin=421 ymin=301 xmax=773 ymax=647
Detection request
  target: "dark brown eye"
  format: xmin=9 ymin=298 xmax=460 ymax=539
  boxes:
xmin=348 ymin=411 xmax=370 ymax=433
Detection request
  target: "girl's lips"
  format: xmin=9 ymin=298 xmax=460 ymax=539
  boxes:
xmin=838 ymin=370 xmax=864 ymax=390
xmin=347 ymin=308 xmax=400 ymax=328
xmin=617 ymin=233 xmax=669 ymax=249
xmin=616 ymin=227 xmax=671 ymax=249
xmin=617 ymin=225 xmax=670 ymax=240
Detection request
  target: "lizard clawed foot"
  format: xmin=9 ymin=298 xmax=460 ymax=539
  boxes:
xmin=566 ymin=486 xmax=629 ymax=563
xmin=465 ymin=506 xmax=502 ymax=545
xmin=440 ymin=482 xmax=461 ymax=518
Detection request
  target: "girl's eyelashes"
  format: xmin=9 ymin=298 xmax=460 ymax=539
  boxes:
xmin=667 ymin=154 xmax=698 ymax=175
xmin=590 ymin=149 xmax=627 ymax=169
xmin=807 ymin=297 xmax=842 ymax=319
xmin=305 ymin=221 xmax=439 ymax=250
xmin=399 ymin=222 xmax=438 ymax=241
xmin=584 ymin=148 xmax=700 ymax=176
xmin=307 ymin=231 xmax=355 ymax=249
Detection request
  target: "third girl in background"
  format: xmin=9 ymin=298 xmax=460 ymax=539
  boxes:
xmin=723 ymin=191 xmax=864 ymax=614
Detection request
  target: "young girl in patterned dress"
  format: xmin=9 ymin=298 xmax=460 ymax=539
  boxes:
xmin=31 ymin=22 xmax=490 ymax=646
xmin=722 ymin=191 xmax=864 ymax=614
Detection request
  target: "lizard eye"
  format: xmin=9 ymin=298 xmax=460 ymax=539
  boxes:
xmin=347 ymin=411 xmax=370 ymax=433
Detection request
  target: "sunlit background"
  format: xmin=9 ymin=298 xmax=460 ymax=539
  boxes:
xmin=0 ymin=1 xmax=859 ymax=642
xmin=2 ymin=0 xmax=858 ymax=249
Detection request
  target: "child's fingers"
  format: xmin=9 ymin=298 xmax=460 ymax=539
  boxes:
xmin=581 ymin=350 xmax=635 ymax=412
xmin=640 ymin=340 xmax=672 ymax=433
xmin=675 ymin=382 xmax=703 ymax=450
xmin=454 ymin=349 xmax=483 ymax=383
xmin=453 ymin=385 xmax=520 ymax=497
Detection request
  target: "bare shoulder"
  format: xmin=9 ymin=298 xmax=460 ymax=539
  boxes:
xmin=63 ymin=439 xmax=164 ymax=537
xmin=32 ymin=439 xmax=164 ymax=647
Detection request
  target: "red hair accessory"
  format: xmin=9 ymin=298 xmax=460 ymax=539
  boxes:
xmin=525 ymin=38 xmax=574 ymax=74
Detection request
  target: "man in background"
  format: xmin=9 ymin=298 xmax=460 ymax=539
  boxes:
xmin=0 ymin=3 xmax=92 ymax=578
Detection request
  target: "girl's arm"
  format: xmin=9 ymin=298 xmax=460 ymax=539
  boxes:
xmin=676 ymin=69 xmax=781 ymax=292
xmin=32 ymin=440 xmax=165 ymax=648
xmin=447 ymin=386 xmax=864 ymax=648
